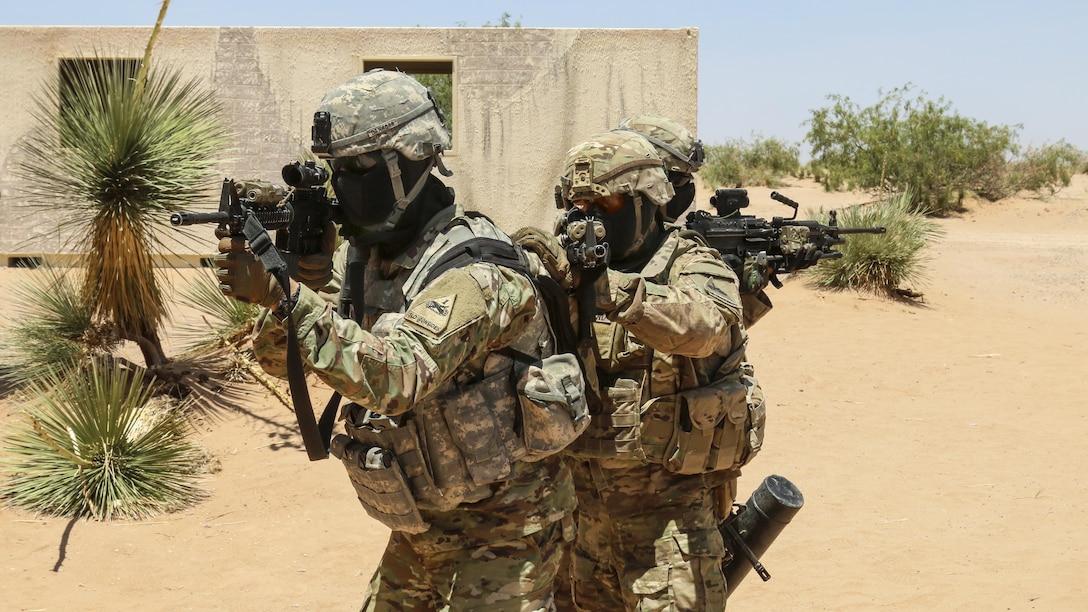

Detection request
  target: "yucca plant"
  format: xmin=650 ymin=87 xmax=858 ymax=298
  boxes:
xmin=172 ymin=268 xmax=260 ymax=353
xmin=806 ymin=190 xmax=944 ymax=295
xmin=15 ymin=49 xmax=229 ymax=368
xmin=0 ymin=359 xmax=207 ymax=520
xmin=0 ymin=265 xmax=118 ymax=388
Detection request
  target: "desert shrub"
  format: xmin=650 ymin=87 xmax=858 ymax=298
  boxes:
xmin=998 ymin=141 xmax=1084 ymax=197
xmin=806 ymin=190 xmax=944 ymax=295
xmin=702 ymin=135 xmax=801 ymax=188
xmin=16 ymin=54 xmax=228 ymax=368
xmin=805 ymin=85 xmax=1018 ymax=214
xmin=172 ymin=268 xmax=260 ymax=352
xmin=0 ymin=265 xmax=118 ymax=388
xmin=0 ymin=360 xmax=207 ymax=520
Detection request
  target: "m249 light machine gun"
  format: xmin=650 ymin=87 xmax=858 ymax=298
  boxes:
xmin=684 ymin=189 xmax=886 ymax=291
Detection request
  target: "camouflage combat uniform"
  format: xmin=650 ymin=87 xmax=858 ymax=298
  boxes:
xmin=253 ymin=202 xmax=576 ymax=611
xmin=550 ymin=130 xmax=765 ymax=611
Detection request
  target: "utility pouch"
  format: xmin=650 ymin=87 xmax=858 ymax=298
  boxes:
xmin=735 ymin=367 xmax=766 ymax=468
xmin=567 ymin=378 xmax=643 ymax=459
xmin=330 ymin=433 xmax=430 ymax=534
xmin=343 ymin=405 xmax=450 ymax=507
xmin=442 ymin=369 xmax=522 ymax=485
xmin=515 ymin=353 xmax=590 ymax=460
xmin=645 ymin=376 xmax=751 ymax=475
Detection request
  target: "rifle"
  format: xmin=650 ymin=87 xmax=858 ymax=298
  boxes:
xmin=170 ymin=160 xmax=341 ymax=275
xmin=557 ymin=207 xmax=610 ymax=344
xmin=170 ymin=160 xmax=342 ymax=462
xmin=684 ymin=189 xmax=886 ymax=291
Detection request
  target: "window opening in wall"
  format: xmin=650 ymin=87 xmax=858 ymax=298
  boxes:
xmin=8 ymin=256 xmax=44 ymax=268
xmin=363 ymin=59 xmax=454 ymax=149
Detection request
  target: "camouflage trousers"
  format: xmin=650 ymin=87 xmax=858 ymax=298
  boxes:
xmin=361 ymin=519 xmax=568 ymax=611
xmin=558 ymin=460 xmax=730 ymax=612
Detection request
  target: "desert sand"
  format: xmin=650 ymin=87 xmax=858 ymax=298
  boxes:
xmin=2 ymin=175 xmax=1087 ymax=611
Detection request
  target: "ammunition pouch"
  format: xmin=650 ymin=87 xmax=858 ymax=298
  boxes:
xmin=330 ymin=433 xmax=430 ymax=534
xmin=565 ymin=378 xmax=645 ymax=460
xmin=567 ymin=366 xmax=766 ymax=475
xmin=336 ymin=353 xmax=589 ymax=532
xmin=513 ymin=352 xmax=590 ymax=461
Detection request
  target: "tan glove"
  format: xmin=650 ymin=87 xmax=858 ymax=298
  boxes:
xmin=215 ymin=236 xmax=283 ymax=308
xmin=511 ymin=226 xmax=574 ymax=291
xmin=295 ymin=221 xmax=338 ymax=291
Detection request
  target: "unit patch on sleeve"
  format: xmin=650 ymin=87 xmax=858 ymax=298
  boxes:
xmin=404 ymin=294 xmax=457 ymax=335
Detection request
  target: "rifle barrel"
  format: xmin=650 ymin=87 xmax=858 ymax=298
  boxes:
xmin=835 ymin=227 xmax=886 ymax=235
xmin=170 ymin=211 xmax=229 ymax=226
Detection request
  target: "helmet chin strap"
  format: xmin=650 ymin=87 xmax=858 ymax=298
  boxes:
xmin=629 ymin=193 xmax=647 ymax=252
xmin=371 ymin=149 xmax=435 ymax=231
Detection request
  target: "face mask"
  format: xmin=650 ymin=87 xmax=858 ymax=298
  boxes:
xmin=331 ymin=162 xmax=398 ymax=228
xmin=589 ymin=194 xmax=661 ymax=265
xmin=665 ymin=181 xmax=696 ymax=222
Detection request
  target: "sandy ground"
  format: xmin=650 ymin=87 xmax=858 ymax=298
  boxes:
xmin=2 ymin=175 xmax=1087 ymax=611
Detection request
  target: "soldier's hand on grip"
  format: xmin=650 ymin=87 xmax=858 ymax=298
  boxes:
xmin=215 ymin=236 xmax=283 ymax=308
xmin=295 ymin=221 xmax=338 ymax=291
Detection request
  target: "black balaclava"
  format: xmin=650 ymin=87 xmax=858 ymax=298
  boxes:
xmin=332 ymin=153 xmax=432 ymax=229
xmin=664 ymin=180 xmax=696 ymax=223
xmin=593 ymin=194 xmax=663 ymax=272
xmin=334 ymin=153 xmax=451 ymax=257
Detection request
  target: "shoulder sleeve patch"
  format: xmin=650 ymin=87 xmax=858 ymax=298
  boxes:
xmin=400 ymin=267 xmax=489 ymax=343
xmin=403 ymin=294 xmax=457 ymax=335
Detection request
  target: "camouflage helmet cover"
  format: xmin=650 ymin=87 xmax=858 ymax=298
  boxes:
xmin=314 ymin=69 xmax=451 ymax=160
xmin=617 ymin=114 xmax=704 ymax=174
xmin=558 ymin=130 xmax=674 ymax=208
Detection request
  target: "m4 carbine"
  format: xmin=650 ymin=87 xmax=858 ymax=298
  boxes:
xmin=170 ymin=160 xmax=341 ymax=276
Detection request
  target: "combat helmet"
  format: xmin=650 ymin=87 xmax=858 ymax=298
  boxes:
xmin=310 ymin=69 xmax=452 ymax=230
xmin=617 ymin=114 xmax=704 ymax=174
xmin=557 ymin=130 xmax=674 ymax=263
xmin=617 ymin=115 xmax=705 ymax=222
xmin=557 ymin=130 xmax=673 ymax=209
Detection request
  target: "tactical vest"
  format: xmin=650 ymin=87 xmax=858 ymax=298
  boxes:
xmin=331 ymin=209 xmax=588 ymax=534
xmin=566 ymin=230 xmax=766 ymax=476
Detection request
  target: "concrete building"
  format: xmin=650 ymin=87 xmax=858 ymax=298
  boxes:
xmin=0 ymin=26 xmax=698 ymax=266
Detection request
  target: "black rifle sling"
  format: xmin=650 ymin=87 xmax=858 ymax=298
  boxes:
xmin=318 ymin=244 xmax=370 ymax=458
xmin=243 ymin=214 xmax=330 ymax=461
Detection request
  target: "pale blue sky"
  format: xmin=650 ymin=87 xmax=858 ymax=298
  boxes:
xmin=6 ymin=0 xmax=1086 ymax=156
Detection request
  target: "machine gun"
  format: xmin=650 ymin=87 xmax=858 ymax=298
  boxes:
xmin=170 ymin=160 xmax=341 ymax=275
xmin=684 ymin=188 xmax=886 ymax=291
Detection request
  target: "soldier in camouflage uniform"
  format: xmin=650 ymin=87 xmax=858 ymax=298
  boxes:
xmin=550 ymin=130 xmax=766 ymax=611
xmin=618 ymin=115 xmax=772 ymax=328
xmin=216 ymin=69 xmax=584 ymax=611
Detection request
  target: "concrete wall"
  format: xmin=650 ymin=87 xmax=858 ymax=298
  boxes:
xmin=0 ymin=26 xmax=698 ymax=266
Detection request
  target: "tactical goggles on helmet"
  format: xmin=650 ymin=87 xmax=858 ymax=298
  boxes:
xmin=571 ymin=193 xmax=627 ymax=215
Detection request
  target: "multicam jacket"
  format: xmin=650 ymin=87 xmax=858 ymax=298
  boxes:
xmin=568 ymin=229 xmax=766 ymax=475
xmin=252 ymin=203 xmax=575 ymax=552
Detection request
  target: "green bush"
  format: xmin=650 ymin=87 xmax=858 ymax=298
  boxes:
xmin=0 ymin=265 xmax=117 ymax=388
xmin=806 ymin=190 xmax=944 ymax=295
xmin=1 ymin=360 xmax=207 ymax=520
xmin=805 ymin=84 xmax=1019 ymax=213
xmin=702 ymin=135 xmax=801 ymax=188
xmin=172 ymin=268 xmax=260 ymax=353
xmin=1000 ymin=140 xmax=1084 ymax=197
